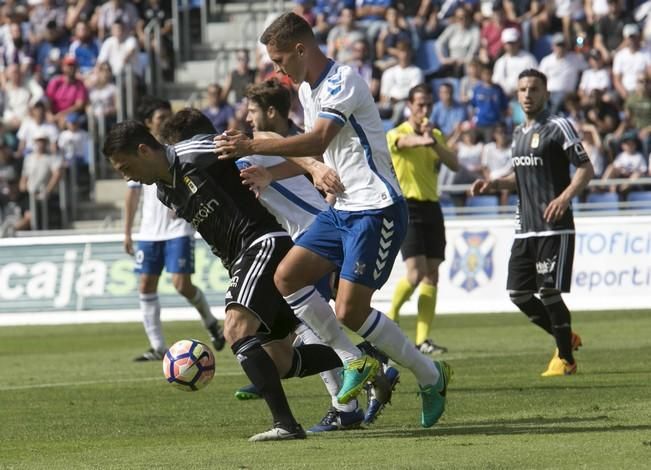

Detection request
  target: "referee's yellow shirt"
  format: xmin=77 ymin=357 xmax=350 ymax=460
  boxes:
xmin=387 ymin=121 xmax=446 ymax=202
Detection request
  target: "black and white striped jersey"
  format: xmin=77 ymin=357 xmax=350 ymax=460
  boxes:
xmin=510 ymin=110 xmax=590 ymax=237
xmin=156 ymin=134 xmax=284 ymax=271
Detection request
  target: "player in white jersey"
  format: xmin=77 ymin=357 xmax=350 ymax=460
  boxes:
xmin=215 ymin=13 xmax=451 ymax=428
xmin=230 ymin=79 xmax=399 ymax=430
xmin=124 ymin=97 xmax=224 ymax=361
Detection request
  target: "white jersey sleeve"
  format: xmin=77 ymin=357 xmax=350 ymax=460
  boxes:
xmin=128 ymin=181 xmax=195 ymax=241
xmin=237 ymin=155 xmax=328 ymax=239
xmin=299 ymin=61 xmax=402 ymax=211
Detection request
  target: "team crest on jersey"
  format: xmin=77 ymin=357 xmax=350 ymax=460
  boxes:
xmin=536 ymin=255 xmax=557 ymax=275
xmin=183 ymin=175 xmax=198 ymax=194
xmin=354 ymin=261 xmax=366 ymax=276
xmin=449 ymin=231 xmax=495 ymax=292
xmin=531 ymin=133 xmax=540 ymax=149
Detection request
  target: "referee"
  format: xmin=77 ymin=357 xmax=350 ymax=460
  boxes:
xmin=471 ymin=69 xmax=594 ymax=376
xmin=386 ymin=83 xmax=459 ymax=355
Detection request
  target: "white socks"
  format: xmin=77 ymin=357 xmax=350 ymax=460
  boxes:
xmin=188 ymin=287 xmax=217 ymax=328
xmin=295 ymin=322 xmax=356 ymax=412
xmin=357 ymin=309 xmax=439 ymax=387
xmin=284 ymin=286 xmax=361 ymax=364
xmin=140 ymin=293 xmax=165 ymax=353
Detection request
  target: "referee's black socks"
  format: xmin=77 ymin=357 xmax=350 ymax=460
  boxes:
xmin=231 ymin=336 xmax=298 ymax=429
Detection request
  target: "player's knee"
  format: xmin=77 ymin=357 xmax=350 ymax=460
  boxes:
xmin=334 ymin=296 xmax=368 ymax=331
xmin=274 ymin=262 xmax=298 ymax=296
xmin=509 ymin=290 xmax=535 ymax=305
xmin=539 ymin=288 xmax=562 ymax=305
xmin=406 ymin=270 xmax=423 ymax=287
xmin=172 ymin=275 xmax=195 ymax=298
xmin=138 ymin=275 xmax=158 ymax=294
xmin=223 ymin=308 xmax=258 ymax=345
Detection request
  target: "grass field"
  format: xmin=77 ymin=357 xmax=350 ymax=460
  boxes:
xmin=1 ymin=310 xmax=650 ymax=469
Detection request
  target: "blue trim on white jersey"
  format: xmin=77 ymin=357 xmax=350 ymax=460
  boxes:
xmin=311 ymin=59 xmax=335 ymax=90
xmin=348 ymin=114 xmax=401 ymax=202
xmin=269 ymin=181 xmax=323 ymax=216
xmin=318 ymin=111 xmax=346 ymax=126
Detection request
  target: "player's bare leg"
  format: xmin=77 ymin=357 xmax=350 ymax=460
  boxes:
xmin=173 ymin=273 xmax=225 ymax=351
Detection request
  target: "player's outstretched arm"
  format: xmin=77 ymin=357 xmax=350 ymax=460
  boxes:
xmin=470 ymin=172 xmax=516 ymax=196
xmin=215 ymin=118 xmax=340 ymax=160
xmin=544 ymin=161 xmax=594 ymax=223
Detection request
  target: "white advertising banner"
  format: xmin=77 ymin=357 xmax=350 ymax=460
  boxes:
xmin=373 ymin=215 xmax=651 ymax=314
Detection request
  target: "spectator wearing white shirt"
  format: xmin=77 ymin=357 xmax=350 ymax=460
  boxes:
xmin=480 ymin=123 xmax=512 ymax=205
xmin=492 ymin=28 xmax=538 ymax=97
xmin=612 ymin=24 xmax=651 ymax=100
xmin=1 ymin=63 xmax=43 ymax=132
xmin=379 ymin=40 xmax=423 ymax=124
xmin=539 ymin=33 xmax=588 ymax=114
xmin=432 ymin=6 xmax=480 ymax=78
xmin=97 ymin=19 xmax=139 ymax=78
xmin=602 ymin=134 xmax=648 ymax=194
xmin=16 ymin=101 xmax=59 ymax=158
xmin=578 ymin=49 xmax=612 ymax=104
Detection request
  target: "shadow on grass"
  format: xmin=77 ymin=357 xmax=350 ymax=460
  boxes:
xmin=326 ymin=416 xmax=651 ymax=439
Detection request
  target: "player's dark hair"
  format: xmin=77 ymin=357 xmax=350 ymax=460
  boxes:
xmin=518 ymin=68 xmax=547 ymax=89
xmin=159 ymin=108 xmax=217 ymax=144
xmin=136 ymin=96 xmax=172 ymax=123
xmin=245 ymin=79 xmax=291 ymax=119
xmin=408 ymin=83 xmax=433 ymax=102
xmin=103 ymin=120 xmax=163 ymax=159
xmin=260 ymin=12 xmax=314 ymax=50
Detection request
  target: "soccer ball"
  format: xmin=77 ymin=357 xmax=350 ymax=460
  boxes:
xmin=163 ymin=339 xmax=215 ymax=391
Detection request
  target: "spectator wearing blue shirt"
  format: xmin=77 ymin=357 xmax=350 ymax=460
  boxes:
xmin=356 ymin=0 xmax=392 ymax=45
xmin=201 ymin=84 xmax=236 ymax=134
xmin=430 ymin=82 xmax=468 ymax=137
xmin=68 ymin=21 xmax=99 ymax=77
xmin=34 ymin=20 xmax=70 ymax=84
xmin=470 ymin=63 xmax=508 ymax=142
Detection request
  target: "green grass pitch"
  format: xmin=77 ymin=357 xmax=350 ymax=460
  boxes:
xmin=1 ymin=310 xmax=650 ymax=469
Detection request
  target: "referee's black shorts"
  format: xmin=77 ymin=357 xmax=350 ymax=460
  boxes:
xmin=506 ymin=233 xmax=575 ymax=293
xmin=400 ymin=199 xmax=446 ymax=260
xmin=225 ymin=234 xmax=300 ymax=343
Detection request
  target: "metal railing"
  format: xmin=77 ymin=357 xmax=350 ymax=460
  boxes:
xmin=143 ymin=18 xmax=163 ymax=96
xmin=115 ymin=64 xmax=135 ymax=122
xmin=438 ymin=177 xmax=651 ymax=218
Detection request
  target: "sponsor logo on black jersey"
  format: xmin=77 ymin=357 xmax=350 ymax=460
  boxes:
xmin=190 ymin=199 xmax=220 ymax=229
xmin=512 ymin=153 xmax=544 ymax=167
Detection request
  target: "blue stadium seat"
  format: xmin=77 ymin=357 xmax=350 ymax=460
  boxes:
xmin=414 ymin=40 xmax=441 ymax=75
xmin=626 ymin=191 xmax=651 ymax=209
xmin=585 ymin=192 xmax=619 ymax=212
xmin=465 ymin=195 xmax=499 ymax=216
xmin=439 ymin=195 xmax=455 ymax=217
xmin=382 ymin=119 xmax=394 ymax=133
xmin=507 ymin=194 xmax=519 ymax=207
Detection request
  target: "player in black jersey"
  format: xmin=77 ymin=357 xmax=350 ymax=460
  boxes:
xmin=471 ymin=69 xmax=594 ymax=377
xmin=103 ymin=115 xmax=345 ymax=442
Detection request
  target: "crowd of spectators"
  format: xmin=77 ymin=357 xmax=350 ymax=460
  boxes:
xmin=211 ymin=0 xmax=651 ymax=208
xmin=4 ymin=0 xmax=651 ymax=235
xmin=0 ymin=0 xmax=172 ymax=235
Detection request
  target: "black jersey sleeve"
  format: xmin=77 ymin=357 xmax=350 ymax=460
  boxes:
xmin=549 ymin=117 xmax=590 ymax=167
